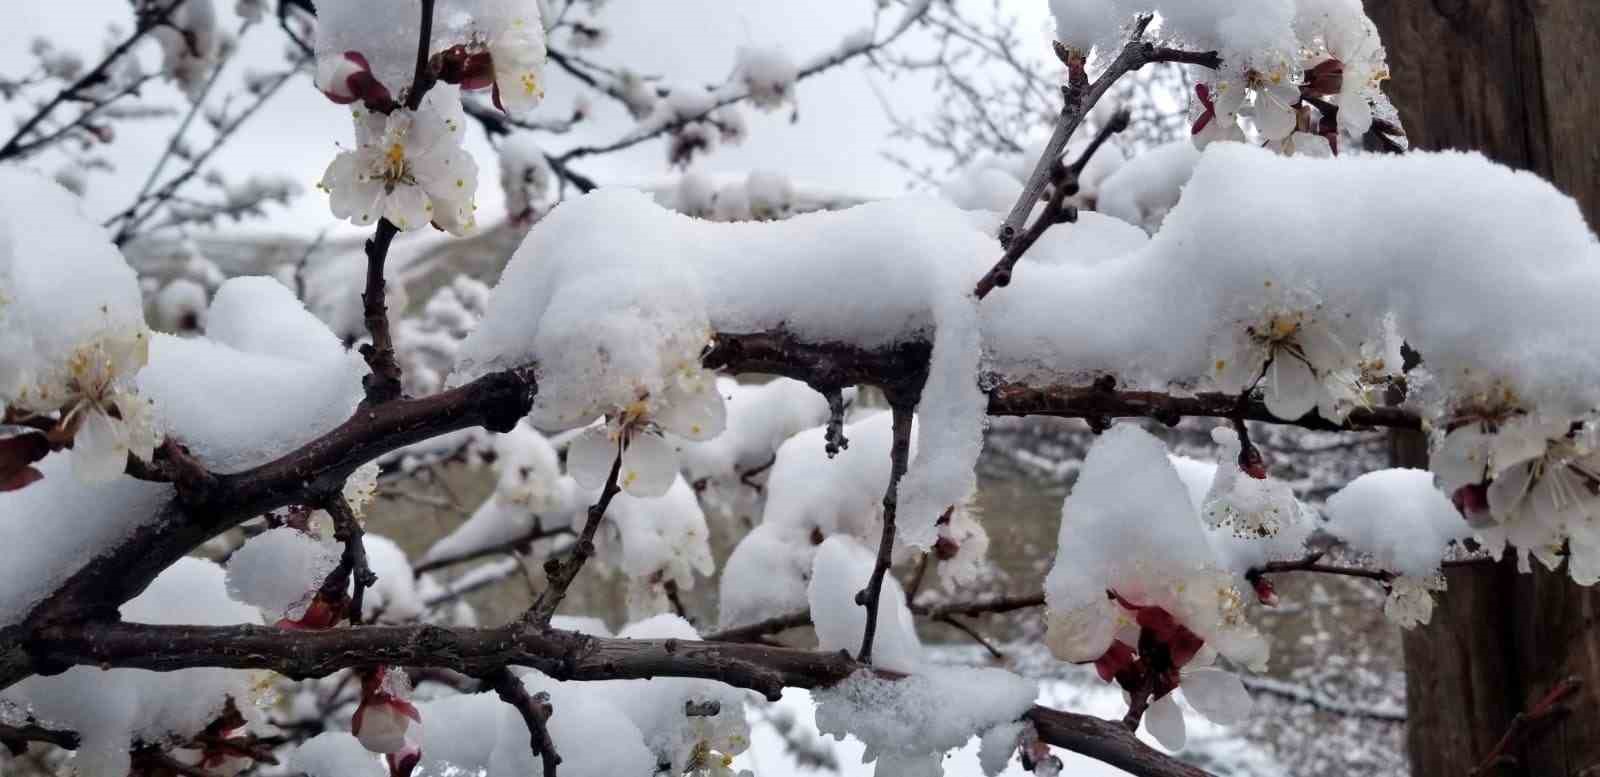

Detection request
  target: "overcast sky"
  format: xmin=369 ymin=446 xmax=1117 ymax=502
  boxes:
xmin=3 ymin=1 xmax=1056 ymax=242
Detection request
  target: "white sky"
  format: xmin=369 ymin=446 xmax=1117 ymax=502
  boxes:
xmin=2 ymin=0 xmax=1057 ymax=241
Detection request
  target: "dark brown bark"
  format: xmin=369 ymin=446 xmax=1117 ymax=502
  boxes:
xmin=1370 ymin=2 xmax=1600 ymax=774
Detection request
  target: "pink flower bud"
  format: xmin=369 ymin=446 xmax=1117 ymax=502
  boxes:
xmin=352 ymin=667 xmax=422 ymax=754
xmin=387 ymin=743 xmax=422 ymax=777
xmin=1251 ymin=576 xmax=1280 ymax=607
xmin=318 ymin=51 xmax=392 ymax=108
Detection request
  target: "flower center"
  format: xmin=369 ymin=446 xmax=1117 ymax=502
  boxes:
xmin=375 ymin=142 xmax=415 ymax=189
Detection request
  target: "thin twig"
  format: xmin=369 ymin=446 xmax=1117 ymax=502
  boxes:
xmin=855 ymin=402 xmax=914 ymax=663
xmin=937 ymin=614 xmax=1004 ymax=660
xmin=411 ymin=521 xmax=573 ymax=577
xmin=488 ymin=668 xmax=561 ymax=776
xmin=324 ymin=496 xmax=376 ymax=624
xmin=529 ymin=444 xmax=623 ymax=623
xmin=1470 ymin=676 xmax=1583 ymax=775
xmin=983 ymin=15 xmax=1220 ymax=297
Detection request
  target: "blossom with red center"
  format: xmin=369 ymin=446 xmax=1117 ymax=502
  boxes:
xmin=352 ymin=667 xmax=422 ymax=754
xmin=317 ymin=51 xmax=393 ymax=110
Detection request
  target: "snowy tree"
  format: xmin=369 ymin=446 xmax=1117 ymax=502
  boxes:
xmin=1 ymin=2 xmax=1598 ymax=777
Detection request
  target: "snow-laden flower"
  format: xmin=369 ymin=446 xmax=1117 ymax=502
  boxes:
xmin=352 ymin=667 xmax=421 ymax=754
xmin=734 ymin=46 xmax=798 ymax=111
xmin=318 ymin=90 xmax=478 ymax=235
xmin=1384 ymin=575 xmax=1444 ymax=628
xmin=1191 ymin=81 xmax=1246 ymax=148
xmin=1434 ymin=408 xmax=1600 ymax=575
xmin=1324 ymin=21 xmax=1389 ymax=138
xmin=567 ymin=366 xmax=727 ymax=498
xmin=1242 ymin=68 xmax=1301 ymax=142
xmin=1202 ymin=428 xmax=1300 ymax=538
xmin=1046 ymin=571 xmax=1268 ymax=674
xmin=684 ymin=722 xmax=753 ymax=777
xmin=487 ymin=19 xmax=549 ymax=116
xmin=1213 ymin=299 xmax=1386 ymax=422
xmin=41 ymin=329 xmax=158 ymax=482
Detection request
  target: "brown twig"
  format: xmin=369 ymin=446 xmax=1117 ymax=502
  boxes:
xmin=529 ymin=443 xmax=623 ymax=624
xmin=1470 ymin=676 xmax=1583 ymax=775
xmin=972 ymin=107 xmax=1130 ymax=298
xmin=324 ymin=496 xmax=376 ymax=624
xmin=937 ymin=614 xmax=1004 ymax=660
xmin=487 ymin=667 xmax=561 ymax=776
xmin=992 ymin=15 xmax=1220 ymax=257
xmin=411 ymin=520 xmax=573 ymax=577
xmin=856 ymin=402 xmax=913 ymax=663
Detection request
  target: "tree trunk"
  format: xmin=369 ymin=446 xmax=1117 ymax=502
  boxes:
xmin=1368 ymin=2 xmax=1600 ymax=774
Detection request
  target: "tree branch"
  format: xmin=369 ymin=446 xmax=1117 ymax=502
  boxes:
xmin=411 ymin=521 xmax=573 ymax=577
xmin=856 ymin=401 xmax=913 ymax=663
xmin=529 ymin=444 xmax=622 ymax=624
xmin=989 ymin=15 xmax=1220 ymax=290
xmin=27 ymin=620 xmax=1216 ymax=777
xmin=325 ymin=496 xmax=376 ymax=623
xmin=487 ymin=667 xmax=561 ymax=776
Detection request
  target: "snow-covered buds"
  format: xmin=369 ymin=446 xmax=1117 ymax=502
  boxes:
xmin=352 ymin=667 xmax=422 ymax=755
xmin=318 ymin=51 xmax=396 ymax=111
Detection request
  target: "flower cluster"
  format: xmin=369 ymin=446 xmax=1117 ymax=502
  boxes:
xmin=1191 ymin=14 xmax=1399 ymax=156
xmin=1433 ymin=397 xmax=1600 ymax=581
xmin=1212 ymin=295 xmax=1398 ymax=422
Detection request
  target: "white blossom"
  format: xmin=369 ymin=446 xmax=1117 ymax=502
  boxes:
xmin=318 ymin=89 xmax=478 ymax=235
xmin=567 ymin=365 xmax=727 ymax=498
xmin=488 ymin=18 xmax=549 ymax=116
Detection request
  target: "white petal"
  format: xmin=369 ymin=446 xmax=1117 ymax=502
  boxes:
xmin=73 ymin=409 xmax=128 ymax=482
xmin=383 ymin=184 xmax=430 ymax=231
xmin=1487 ymin=461 xmax=1536 ymax=520
xmin=1263 ymin=356 xmax=1318 ymax=421
xmin=567 ymin=425 xmax=618 ymax=490
xmin=1143 ymin=693 xmax=1187 ymax=751
xmin=1431 ymin=426 xmax=1491 ymax=493
xmin=1252 ymin=95 xmax=1297 ymax=141
xmin=1338 ymin=90 xmax=1373 ymax=137
xmin=1180 ymin=668 xmax=1252 ymax=726
xmin=354 ymin=704 xmax=413 ymax=754
xmin=1044 ymin=599 xmax=1118 ymax=663
xmin=655 ymin=377 xmax=727 ymax=441
xmin=620 ymin=431 xmax=677 ymax=497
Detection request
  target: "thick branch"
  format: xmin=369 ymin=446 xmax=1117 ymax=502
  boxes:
xmin=28 ymin=620 xmax=1214 ymax=777
xmin=856 ymin=402 xmax=913 ymax=663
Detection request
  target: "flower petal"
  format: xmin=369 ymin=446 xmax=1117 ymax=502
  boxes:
xmin=1180 ymin=667 xmax=1252 ymax=726
xmin=73 ymin=409 xmax=128 ymax=483
xmin=655 ymin=376 xmax=727 ymax=441
xmin=567 ymin=425 xmax=618 ymax=490
xmin=1263 ymin=356 xmax=1318 ymax=421
xmin=1044 ymin=598 xmax=1119 ymax=663
xmin=1143 ymin=693 xmax=1187 ymax=751
xmin=620 ymin=430 xmax=677 ymax=497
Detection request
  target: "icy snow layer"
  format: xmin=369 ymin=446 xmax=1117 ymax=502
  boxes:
xmin=138 ymin=276 xmax=365 ymax=473
xmin=718 ymin=411 xmax=920 ymax=629
xmin=2 ymin=558 xmax=262 ymax=777
xmin=583 ymin=614 xmax=756 ymax=773
xmin=1049 ymin=0 xmax=1372 ymax=67
xmin=226 ymin=526 xmax=342 ymax=621
xmin=459 ymin=145 xmax=1600 ymax=558
xmin=813 ymin=666 xmax=1037 ymax=777
xmin=1325 ymin=468 xmax=1471 ymax=578
xmin=674 ymin=377 xmax=833 ymax=527
xmin=808 ymin=535 xmax=924 ymax=673
xmin=0 ymin=453 xmax=173 ymax=627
